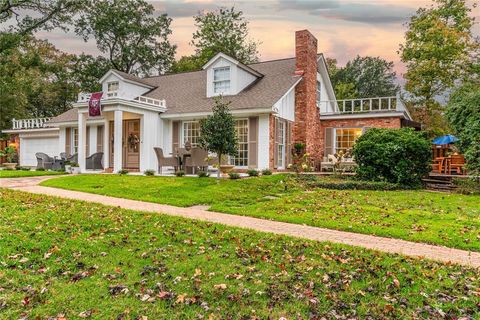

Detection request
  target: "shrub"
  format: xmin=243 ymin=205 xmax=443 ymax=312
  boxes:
xmin=312 ymin=179 xmax=403 ymax=191
xmin=197 ymin=170 xmax=210 ymax=178
xmin=118 ymin=169 xmax=129 ymax=175
xmin=16 ymin=166 xmax=30 ymax=171
xmin=36 ymin=168 xmax=46 ymax=171
xmin=228 ymin=172 xmax=240 ymax=179
xmin=453 ymin=177 xmax=480 ymax=195
xmin=246 ymin=169 xmax=259 ymax=177
xmin=175 ymin=170 xmax=185 ymax=177
xmin=352 ymin=128 xmax=431 ymax=187
xmin=144 ymin=169 xmax=155 ymax=176
xmin=261 ymin=169 xmax=272 ymax=176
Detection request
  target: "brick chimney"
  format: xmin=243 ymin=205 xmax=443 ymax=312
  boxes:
xmin=293 ymin=30 xmax=322 ymax=160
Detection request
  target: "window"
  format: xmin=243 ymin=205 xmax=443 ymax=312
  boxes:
xmin=182 ymin=121 xmax=201 ymax=147
xmin=107 ymin=81 xmax=119 ymax=93
xmin=335 ymin=128 xmax=362 ymax=154
xmin=72 ymin=128 xmax=79 ymax=154
xmin=316 ymin=80 xmax=321 ymax=107
xmin=277 ymin=120 xmax=286 ymax=168
xmin=213 ymin=67 xmax=230 ymax=94
xmin=230 ymin=119 xmax=248 ymax=167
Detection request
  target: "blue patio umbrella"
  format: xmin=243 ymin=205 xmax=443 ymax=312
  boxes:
xmin=432 ymin=134 xmax=459 ymax=145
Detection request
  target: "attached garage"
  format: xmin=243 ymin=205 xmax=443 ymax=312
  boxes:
xmin=17 ymin=129 xmax=60 ymax=167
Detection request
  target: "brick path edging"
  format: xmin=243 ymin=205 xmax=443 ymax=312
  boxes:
xmin=2 ymin=177 xmax=479 ymax=268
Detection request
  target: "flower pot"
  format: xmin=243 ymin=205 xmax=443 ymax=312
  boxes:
xmin=219 ymin=164 xmax=235 ymax=177
xmin=64 ymin=165 xmax=71 ymax=173
xmin=71 ymin=166 xmax=81 ymax=174
xmin=3 ymin=163 xmax=17 ymax=170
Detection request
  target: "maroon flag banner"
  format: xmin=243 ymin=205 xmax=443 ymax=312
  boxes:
xmin=89 ymin=92 xmax=103 ymax=117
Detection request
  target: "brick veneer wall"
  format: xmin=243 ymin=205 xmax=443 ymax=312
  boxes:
xmin=293 ymin=30 xmax=323 ymax=160
xmin=319 ymin=116 xmax=402 ymax=158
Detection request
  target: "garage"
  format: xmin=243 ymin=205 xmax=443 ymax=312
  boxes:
xmin=20 ymin=136 xmax=59 ymax=167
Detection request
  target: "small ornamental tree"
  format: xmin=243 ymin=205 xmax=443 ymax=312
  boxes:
xmin=352 ymin=128 xmax=431 ymax=187
xmin=199 ymin=98 xmax=238 ymax=178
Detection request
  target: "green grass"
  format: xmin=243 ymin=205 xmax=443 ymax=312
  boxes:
xmin=41 ymin=174 xmax=480 ymax=252
xmin=0 ymin=189 xmax=479 ymax=319
xmin=0 ymin=169 xmax=65 ymax=178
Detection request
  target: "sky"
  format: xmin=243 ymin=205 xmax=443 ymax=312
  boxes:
xmin=32 ymin=0 xmax=480 ymax=80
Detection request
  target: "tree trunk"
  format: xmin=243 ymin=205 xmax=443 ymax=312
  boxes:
xmin=217 ymin=153 xmax=222 ymax=179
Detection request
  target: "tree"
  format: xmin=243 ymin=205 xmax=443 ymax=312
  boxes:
xmin=199 ymin=98 xmax=238 ymax=178
xmin=445 ymin=83 xmax=480 ymax=175
xmin=327 ymin=56 xmax=399 ymax=99
xmin=399 ymin=0 xmax=478 ymax=132
xmin=72 ymin=54 xmax=112 ymax=92
xmin=0 ymin=36 xmax=78 ymax=134
xmin=75 ymin=0 xmax=176 ymax=75
xmin=1 ymin=0 xmax=83 ymax=36
xmin=174 ymin=7 xmax=260 ymax=72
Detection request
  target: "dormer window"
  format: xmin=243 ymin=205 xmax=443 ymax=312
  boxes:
xmin=213 ymin=67 xmax=230 ymax=94
xmin=316 ymin=80 xmax=321 ymax=107
xmin=107 ymin=81 xmax=119 ymax=97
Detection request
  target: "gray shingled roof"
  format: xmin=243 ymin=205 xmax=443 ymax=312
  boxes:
xmin=48 ymin=57 xmax=301 ymax=123
xmin=142 ymin=57 xmax=300 ymax=114
xmin=113 ymin=70 xmax=155 ymax=87
xmin=48 ymin=107 xmax=105 ymax=124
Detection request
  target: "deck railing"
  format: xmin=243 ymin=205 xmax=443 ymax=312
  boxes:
xmin=77 ymin=92 xmax=165 ymax=109
xmin=12 ymin=118 xmax=51 ymax=130
xmin=318 ymin=96 xmax=407 ymax=115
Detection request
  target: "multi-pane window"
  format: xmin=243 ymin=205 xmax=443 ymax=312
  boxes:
xmin=182 ymin=121 xmax=201 ymax=147
xmin=316 ymin=80 xmax=321 ymax=107
xmin=335 ymin=128 xmax=362 ymax=154
xmin=213 ymin=67 xmax=230 ymax=94
xmin=72 ymin=128 xmax=79 ymax=154
xmin=277 ymin=120 xmax=286 ymax=168
xmin=230 ymin=119 xmax=248 ymax=167
xmin=107 ymin=81 xmax=119 ymax=93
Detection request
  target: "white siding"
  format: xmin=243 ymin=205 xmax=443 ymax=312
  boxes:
xmin=206 ymin=57 xmax=257 ymax=97
xmin=273 ymin=87 xmax=295 ymax=121
xmin=257 ymin=114 xmax=270 ymax=169
xmin=101 ymin=73 xmax=151 ymax=100
xmin=20 ymin=136 xmax=59 ymax=167
xmin=162 ymin=119 xmax=172 ymax=155
xmin=89 ymin=125 xmax=97 ymax=156
xmin=139 ymin=109 xmax=162 ymax=172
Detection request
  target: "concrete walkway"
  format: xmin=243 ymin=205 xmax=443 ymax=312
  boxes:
xmin=2 ymin=176 xmax=479 ymax=268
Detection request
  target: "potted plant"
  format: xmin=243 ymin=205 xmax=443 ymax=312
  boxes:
xmin=0 ymin=145 xmax=18 ymax=170
xmin=70 ymin=162 xmax=80 ymax=174
xmin=64 ymin=160 xmax=71 ymax=173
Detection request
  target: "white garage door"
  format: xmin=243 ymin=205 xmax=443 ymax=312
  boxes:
xmin=20 ymin=137 xmax=59 ymax=167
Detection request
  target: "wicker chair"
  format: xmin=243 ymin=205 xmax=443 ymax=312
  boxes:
xmin=60 ymin=152 xmax=69 ymax=160
xmin=67 ymin=153 xmax=78 ymax=164
xmin=185 ymin=148 xmax=209 ymax=174
xmin=35 ymin=152 xmax=54 ymax=170
xmin=154 ymin=147 xmax=178 ymax=174
xmin=86 ymin=152 xmax=104 ymax=170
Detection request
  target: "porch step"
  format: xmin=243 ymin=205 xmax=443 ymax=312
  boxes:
xmin=423 ymin=174 xmax=457 ymax=192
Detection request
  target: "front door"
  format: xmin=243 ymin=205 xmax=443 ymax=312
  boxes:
xmin=109 ymin=119 xmax=140 ymax=169
xmin=123 ymin=119 xmax=140 ymax=169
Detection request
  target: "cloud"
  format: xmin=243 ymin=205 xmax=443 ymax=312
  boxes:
xmin=150 ymin=0 xmax=223 ymax=18
xmin=275 ymin=0 xmax=340 ymax=11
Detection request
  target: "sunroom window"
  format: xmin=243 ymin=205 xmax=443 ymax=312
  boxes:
xmin=213 ymin=67 xmax=230 ymax=94
xmin=182 ymin=121 xmax=201 ymax=147
xmin=335 ymin=128 xmax=362 ymax=154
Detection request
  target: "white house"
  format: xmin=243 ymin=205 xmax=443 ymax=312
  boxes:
xmin=4 ymin=30 xmax=414 ymax=173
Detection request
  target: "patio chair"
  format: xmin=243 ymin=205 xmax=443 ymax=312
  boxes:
xmin=86 ymin=152 xmax=104 ymax=170
xmin=154 ymin=147 xmax=178 ymax=174
xmin=60 ymin=152 xmax=69 ymax=160
xmin=185 ymin=147 xmax=209 ymax=174
xmin=450 ymin=154 xmax=466 ymax=175
xmin=35 ymin=152 xmax=54 ymax=170
xmin=67 ymin=153 xmax=78 ymax=164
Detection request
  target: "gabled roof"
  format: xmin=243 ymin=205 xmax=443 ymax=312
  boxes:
xmin=142 ymin=57 xmax=300 ymax=115
xmin=99 ymin=69 xmax=156 ymax=89
xmin=202 ymin=52 xmax=264 ymax=78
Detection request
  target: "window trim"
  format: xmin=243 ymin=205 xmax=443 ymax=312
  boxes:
xmin=276 ymin=120 xmax=286 ymax=169
xmin=107 ymin=81 xmax=119 ymax=93
xmin=213 ymin=66 xmax=231 ymax=95
xmin=316 ymin=80 xmax=321 ymax=107
xmin=181 ymin=120 xmax=201 ymax=148
xmin=72 ymin=127 xmax=79 ymax=155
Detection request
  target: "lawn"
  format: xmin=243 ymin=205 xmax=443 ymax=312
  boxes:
xmin=0 ymin=189 xmax=479 ymax=319
xmin=0 ymin=170 xmax=65 ymax=178
xmin=41 ymin=174 xmax=480 ymax=252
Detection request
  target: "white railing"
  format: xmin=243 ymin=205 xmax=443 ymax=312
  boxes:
xmin=12 ymin=118 xmax=51 ymax=130
xmin=319 ymin=96 xmax=407 ymax=115
xmin=77 ymin=92 xmax=165 ymax=109
xmin=133 ymin=96 xmax=166 ymax=108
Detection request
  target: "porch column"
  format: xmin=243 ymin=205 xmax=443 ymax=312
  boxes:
xmin=78 ymin=112 xmax=87 ymax=172
xmin=113 ymin=110 xmax=123 ymax=173
xmin=103 ymin=119 xmax=109 ymax=169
